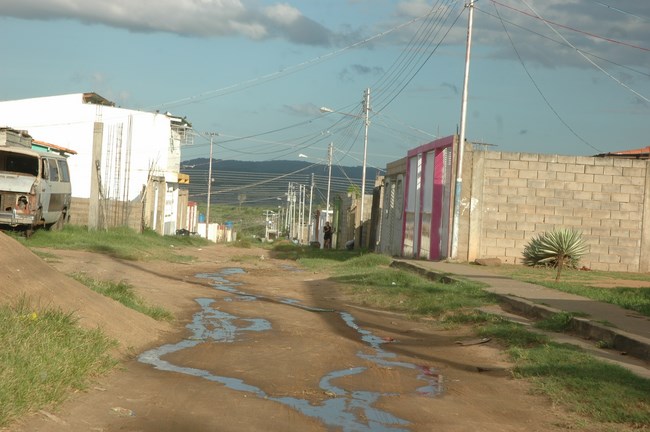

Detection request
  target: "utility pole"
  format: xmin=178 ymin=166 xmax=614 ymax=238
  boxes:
xmin=359 ymin=88 xmax=370 ymax=248
xmin=299 ymin=184 xmax=305 ymax=244
xmin=285 ymin=183 xmax=291 ymax=237
xmin=308 ymin=173 xmax=314 ymax=243
xmin=451 ymin=0 xmax=475 ymax=259
xmin=205 ymin=132 xmax=217 ymax=240
xmin=326 ymin=143 xmax=333 ymax=222
xmin=288 ymin=182 xmax=294 ymax=239
xmin=291 ymin=183 xmax=297 ymax=240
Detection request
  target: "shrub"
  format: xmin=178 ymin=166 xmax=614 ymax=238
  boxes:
xmin=522 ymin=228 xmax=588 ymax=281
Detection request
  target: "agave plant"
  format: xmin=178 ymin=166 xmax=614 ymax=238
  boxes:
xmin=522 ymin=228 xmax=588 ymax=281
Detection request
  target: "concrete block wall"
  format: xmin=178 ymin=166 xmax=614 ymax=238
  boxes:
xmin=70 ymin=197 xmax=143 ymax=232
xmin=472 ymin=150 xmax=648 ymax=272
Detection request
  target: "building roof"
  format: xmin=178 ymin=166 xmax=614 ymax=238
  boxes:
xmin=82 ymin=92 xmax=115 ymax=107
xmin=32 ymin=139 xmax=78 ymax=155
xmin=594 ymin=147 xmax=650 ymax=159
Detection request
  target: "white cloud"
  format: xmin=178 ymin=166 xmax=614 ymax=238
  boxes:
xmin=264 ymin=3 xmax=301 ymax=26
xmin=0 ymin=0 xmax=333 ymax=45
xmin=395 ymin=0 xmax=436 ymax=18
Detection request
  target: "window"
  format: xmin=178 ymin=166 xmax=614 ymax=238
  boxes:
xmin=5 ymin=154 xmax=38 ymax=176
xmin=48 ymin=159 xmax=60 ymax=182
xmin=57 ymin=160 xmax=70 ymax=182
xmin=41 ymin=159 xmax=49 ymax=180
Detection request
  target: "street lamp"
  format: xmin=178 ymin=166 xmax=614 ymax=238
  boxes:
xmin=320 ymin=88 xmax=370 ymax=247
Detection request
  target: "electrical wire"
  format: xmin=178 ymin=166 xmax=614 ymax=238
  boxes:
xmin=501 ymin=0 xmax=649 ymax=103
xmin=371 ymin=1 xmax=464 ymax=113
xmin=147 ymin=14 xmax=436 ymax=111
xmin=492 ymin=2 xmax=602 ymax=153
xmin=474 ymin=7 xmax=650 ymax=78
xmin=587 ymin=0 xmax=649 ymax=22
xmin=490 ymin=0 xmax=649 ymax=52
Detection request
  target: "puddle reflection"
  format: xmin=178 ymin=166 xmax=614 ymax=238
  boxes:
xmin=138 ymin=268 xmax=442 ymax=431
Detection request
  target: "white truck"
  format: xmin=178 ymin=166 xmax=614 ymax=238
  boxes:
xmin=0 ymin=131 xmax=73 ymax=236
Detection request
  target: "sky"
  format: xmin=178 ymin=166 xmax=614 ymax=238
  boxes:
xmin=0 ymin=0 xmax=648 ymax=172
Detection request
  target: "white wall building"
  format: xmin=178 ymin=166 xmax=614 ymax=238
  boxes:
xmin=0 ymin=93 xmax=192 ymax=234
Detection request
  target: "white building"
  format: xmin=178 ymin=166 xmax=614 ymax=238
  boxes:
xmin=0 ymin=92 xmax=192 ymax=234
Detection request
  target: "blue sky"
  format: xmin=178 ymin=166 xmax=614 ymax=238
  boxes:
xmin=0 ymin=0 xmax=648 ymax=171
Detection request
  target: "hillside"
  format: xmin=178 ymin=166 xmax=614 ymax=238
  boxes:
xmin=180 ymin=159 xmax=380 ymax=207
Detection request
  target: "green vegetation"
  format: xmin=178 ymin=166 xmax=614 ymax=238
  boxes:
xmin=0 ymin=297 xmax=117 ymax=427
xmin=200 ymin=204 xmax=268 ymax=240
xmin=275 ymin=243 xmax=650 ymax=430
xmin=522 ymin=228 xmax=588 ymax=281
xmin=534 ymin=311 xmax=576 ymax=332
xmin=488 ymin=265 xmax=650 ymax=318
xmin=19 ymin=225 xmax=209 ymax=261
xmin=72 ymin=274 xmax=174 ymax=321
xmin=478 ymin=321 xmax=650 ymax=425
xmin=0 ymin=228 xmax=181 ymax=428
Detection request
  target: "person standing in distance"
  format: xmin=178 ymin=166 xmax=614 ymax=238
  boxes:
xmin=323 ymin=221 xmax=333 ymax=249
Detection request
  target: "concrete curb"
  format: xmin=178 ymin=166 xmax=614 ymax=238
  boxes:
xmin=497 ymin=294 xmax=650 ymax=361
xmin=391 ymin=260 xmax=650 ymax=362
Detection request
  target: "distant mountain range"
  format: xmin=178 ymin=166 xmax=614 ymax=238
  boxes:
xmin=180 ymin=159 xmax=380 ymax=207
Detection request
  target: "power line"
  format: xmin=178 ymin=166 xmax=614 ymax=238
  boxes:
xmin=516 ymin=0 xmax=649 ymax=104
xmin=588 ymin=0 xmax=650 ymax=22
xmin=490 ymin=0 xmax=650 ymax=52
xmin=492 ymin=3 xmax=601 ymax=153
xmin=147 ymin=13 xmax=436 ymax=111
xmin=474 ymin=7 xmax=650 ymax=78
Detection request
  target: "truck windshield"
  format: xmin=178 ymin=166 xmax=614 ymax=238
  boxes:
xmin=0 ymin=153 xmax=39 ymax=177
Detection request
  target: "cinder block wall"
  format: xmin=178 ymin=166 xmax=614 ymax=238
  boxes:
xmin=70 ymin=197 xmax=143 ymax=232
xmin=470 ymin=150 xmax=649 ymax=272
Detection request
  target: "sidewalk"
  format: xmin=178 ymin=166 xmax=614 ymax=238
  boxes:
xmin=391 ymin=259 xmax=650 ymax=372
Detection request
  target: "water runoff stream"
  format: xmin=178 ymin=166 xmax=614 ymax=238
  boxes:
xmin=138 ymin=267 xmax=442 ymax=431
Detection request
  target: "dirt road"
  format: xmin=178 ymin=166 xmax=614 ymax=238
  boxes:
xmin=6 ymin=243 xmax=579 ymax=432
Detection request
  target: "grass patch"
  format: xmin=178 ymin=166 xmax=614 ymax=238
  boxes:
xmin=479 ymin=320 xmax=550 ymax=347
xmin=510 ymin=342 xmax=650 ymax=425
xmin=0 ymin=297 xmax=117 ymax=427
xmin=479 ymin=320 xmax=650 ymax=425
xmin=488 ymin=265 xmax=650 ymax=318
xmin=337 ymin=268 xmax=496 ymax=317
xmin=72 ymin=274 xmax=173 ymax=321
xmin=20 ymin=225 xmax=209 ymax=262
xmin=271 ymin=241 xmax=361 ymax=263
xmin=535 ymin=312 xmax=576 ymax=332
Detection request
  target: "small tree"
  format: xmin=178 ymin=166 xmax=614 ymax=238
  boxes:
xmin=347 ymin=184 xmax=360 ymax=198
xmin=237 ymin=194 xmax=247 ymax=210
xmin=522 ymin=228 xmax=588 ymax=281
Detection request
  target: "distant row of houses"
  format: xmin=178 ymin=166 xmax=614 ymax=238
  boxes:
xmin=2 ymin=92 xmax=649 ymax=272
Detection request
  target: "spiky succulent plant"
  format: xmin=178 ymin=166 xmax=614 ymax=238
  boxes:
xmin=522 ymin=228 xmax=588 ymax=281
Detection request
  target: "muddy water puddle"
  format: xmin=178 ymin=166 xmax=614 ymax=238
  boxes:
xmin=138 ymin=268 xmax=442 ymax=431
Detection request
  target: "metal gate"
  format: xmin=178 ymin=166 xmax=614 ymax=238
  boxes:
xmin=402 ymin=136 xmax=455 ymax=260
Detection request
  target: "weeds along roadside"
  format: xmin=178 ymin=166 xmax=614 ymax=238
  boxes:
xmin=0 ymin=226 xmax=195 ymax=428
xmin=274 ymin=242 xmax=650 ymax=431
xmin=0 ymin=297 xmax=118 ymax=427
